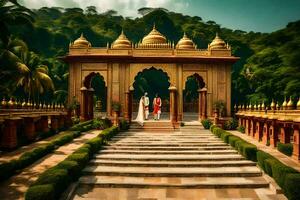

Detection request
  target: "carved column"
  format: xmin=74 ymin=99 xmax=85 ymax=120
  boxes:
xmin=245 ymin=118 xmax=251 ymax=135
xmin=1 ymin=118 xmax=20 ymax=149
xmin=51 ymin=115 xmax=59 ymax=132
xmin=23 ymin=116 xmax=37 ymax=141
xmin=250 ymin=118 xmax=255 ymax=137
xmin=169 ymin=86 xmax=177 ymax=123
xmin=80 ymin=87 xmax=88 ymax=121
xmin=40 ymin=115 xmax=49 ymax=133
xmin=262 ymin=122 xmax=270 ymax=145
xmin=255 ymin=121 xmax=263 ymax=141
xmin=292 ymin=124 xmax=300 ymax=160
xmin=124 ymin=91 xmax=130 ymax=122
xmin=280 ymin=126 xmax=291 ymax=144
xmin=198 ymin=89 xmax=202 ymax=121
xmin=269 ymin=120 xmax=279 ymax=147
xmin=87 ymin=87 xmax=95 ymax=120
xmin=200 ymin=88 xmax=207 ymax=119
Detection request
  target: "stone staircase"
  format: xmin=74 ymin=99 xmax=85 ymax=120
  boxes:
xmin=71 ymin=126 xmax=286 ymax=200
xmin=128 ymin=120 xmax=175 ymax=132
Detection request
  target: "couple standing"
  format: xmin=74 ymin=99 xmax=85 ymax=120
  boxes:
xmin=135 ymin=92 xmax=162 ymax=125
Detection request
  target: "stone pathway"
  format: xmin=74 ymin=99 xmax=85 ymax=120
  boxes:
xmin=71 ymin=126 xmax=286 ymax=200
xmin=0 ymin=131 xmax=72 ymax=163
xmin=229 ymin=130 xmax=300 ymax=172
xmin=0 ymin=130 xmax=99 ymax=200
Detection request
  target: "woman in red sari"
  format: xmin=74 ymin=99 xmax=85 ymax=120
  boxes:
xmin=153 ymin=93 xmax=162 ymax=120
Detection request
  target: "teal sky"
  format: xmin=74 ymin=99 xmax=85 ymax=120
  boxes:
xmin=20 ymin=0 xmax=300 ymax=32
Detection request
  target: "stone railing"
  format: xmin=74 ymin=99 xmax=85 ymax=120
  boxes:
xmin=234 ymin=99 xmax=300 ymax=161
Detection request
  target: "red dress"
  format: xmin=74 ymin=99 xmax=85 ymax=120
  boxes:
xmin=153 ymin=98 xmax=161 ymax=114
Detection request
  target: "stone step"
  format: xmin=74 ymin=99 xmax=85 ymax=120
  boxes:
xmin=103 ymin=146 xmax=232 ymax=150
xmin=79 ymin=175 xmax=269 ymax=189
xmin=94 ymin=154 xmax=245 ymax=161
xmin=98 ymin=149 xmax=237 ymax=155
xmin=88 ymin=159 xmax=257 ymax=167
xmin=106 ymin=143 xmax=229 ymax=147
xmin=112 ymin=136 xmax=219 ymax=139
xmin=83 ymin=166 xmax=263 ymax=177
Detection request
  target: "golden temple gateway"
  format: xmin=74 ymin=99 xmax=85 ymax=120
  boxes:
xmin=64 ymin=25 xmax=239 ymax=122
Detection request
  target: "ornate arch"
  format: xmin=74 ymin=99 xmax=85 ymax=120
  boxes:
xmin=82 ymin=71 xmax=107 ymax=88
xmin=129 ymin=64 xmax=176 ymax=87
xmin=183 ymin=71 xmax=207 ymax=90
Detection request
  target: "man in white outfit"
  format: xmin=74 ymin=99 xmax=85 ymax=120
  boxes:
xmin=143 ymin=92 xmax=150 ymax=120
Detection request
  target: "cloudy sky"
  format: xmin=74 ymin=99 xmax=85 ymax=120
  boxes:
xmin=19 ymin=0 xmax=300 ymax=32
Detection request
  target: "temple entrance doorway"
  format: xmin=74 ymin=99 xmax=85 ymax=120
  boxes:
xmin=132 ymin=67 xmax=171 ymax=121
xmin=183 ymin=74 xmax=205 ymax=122
xmin=81 ymin=72 xmax=107 ymax=120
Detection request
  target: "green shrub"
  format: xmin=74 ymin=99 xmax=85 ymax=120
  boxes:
xmin=257 ymin=150 xmax=273 ymax=171
xmin=220 ymin=131 xmax=231 ymax=143
xmin=66 ymin=152 xmax=89 ymax=170
xmin=0 ymin=160 xmax=18 ymax=180
xmin=52 ymin=134 xmax=73 ymax=146
xmin=264 ymin=158 xmax=275 ymax=176
xmin=55 ymin=160 xmax=81 ymax=180
xmin=235 ymin=139 xmax=245 ymax=151
xmin=228 ymin=135 xmax=240 ymax=147
xmin=74 ymin=144 xmax=92 ymax=158
xmin=119 ymin=119 xmax=130 ymax=131
xmin=38 ymin=130 xmax=55 ymax=139
xmin=73 ymin=131 xmax=81 ymax=138
xmin=237 ymin=126 xmax=245 ymax=133
xmin=25 ymin=184 xmax=55 ymax=200
xmin=271 ymin=159 xmax=298 ymax=188
xmin=284 ymin=173 xmax=300 ymax=200
xmin=33 ymin=168 xmax=70 ymax=197
xmin=212 ymin=127 xmax=224 ymax=138
xmin=201 ymin=119 xmax=212 ymax=129
xmin=209 ymin=124 xmax=217 ymax=132
xmin=86 ymin=137 xmax=103 ymax=154
xmin=277 ymin=142 xmax=293 ymax=156
xmin=69 ymin=120 xmax=93 ymax=131
xmin=223 ymin=119 xmax=238 ymax=130
xmin=241 ymin=143 xmax=257 ymax=162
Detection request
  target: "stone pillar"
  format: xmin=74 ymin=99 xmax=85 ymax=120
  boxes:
xmin=169 ymin=86 xmax=177 ymax=123
xmin=269 ymin=121 xmax=279 ymax=147
xmin=23 ymin=116 xmax=36 ymax=141
xmin=255 ymin=121 xmax=263 ymax=141
xmin=238 ymin=117 xmax=242 ymax=127
xmin=280 ymin=126 xmax=291 ymax=144
xmin=40 ymin=115 xmax=49 ymax=133
xmin=80 ymin=87 xmax=89 ymax=121
xmin=292 ymin=124 xmax=300 ymax=160
xmin=198 ymin=89 xmax=202 ymax=121
xmin=200 ymin=88 xmax=208 ymax=119
xmin=245 ymin=118 xmax=251 ymax=135
xmin=51 ymin=116 xmax=59 ymax=132
xmin=58 ymin=115 xmax=65 ymax=130
xmin=87 ymin=88 xmax=95 ymax=120
xmin=124 ymin=91 xmax=130 ymax=121
xmin=262 ymin=122 xmax=270 ymax=145
xmin=250 ymin=118 xmax=255 ymax=137
xmin=1 ymin=118 xmax=19 ymax=149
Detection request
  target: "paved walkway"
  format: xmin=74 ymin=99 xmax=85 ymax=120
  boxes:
xmin=71 ymin=126 xmax=286 ymax=200
xmin=0 ymin=131 xmax=72 ymax=163
xmin=228 ymin=130 xmax=300 ymax=172
xmin=0 ymin=130 xmax=100 ymax=200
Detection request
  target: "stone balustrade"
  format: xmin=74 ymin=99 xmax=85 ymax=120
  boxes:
xmin=234 ymin=98 xmax=300 ymax=161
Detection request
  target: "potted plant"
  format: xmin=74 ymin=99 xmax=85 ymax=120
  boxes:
xmin=213 ymin=100 xmax=226 ymax=117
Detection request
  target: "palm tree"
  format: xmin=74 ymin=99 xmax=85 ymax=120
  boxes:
xmin=0 ymin=0 xmax=34 ymax=44
xmin=16 ymin=51 xmax=54 ymax=102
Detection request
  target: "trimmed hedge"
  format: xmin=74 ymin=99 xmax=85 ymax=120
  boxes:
xmin=284 ymin=173 xmax=300 ymax=200
xmin=25 ymin=126 xmax=119 ymax=200
xmin=0 ymin=131 xmax=81 ymax=181
xmin=201 ymin=119 xmax=212 ymax=129
xmin=257 ymin=150 xmax=273 ymax=171
xmin=277 ymin=142 xmax=293 ymax=156
xmin=228 ymin=135 xmax=240 ymax=147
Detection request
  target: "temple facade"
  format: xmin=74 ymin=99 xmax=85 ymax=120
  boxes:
xmin=64 ymin=25 xmax=239 ymax=122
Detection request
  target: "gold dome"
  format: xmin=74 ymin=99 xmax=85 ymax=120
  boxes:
xmin=72 ymin=33 xmax=91 ymax=48
xmin=209 ymin=33 xmax=227 ymax=50
xmin=297 ymin=98 xmax=300 ymax=109
xmin=142 ymin=24 xmax=167 ymax=45
xmin=287 ymin=97 xmax=293 ymax=108
xmin=111 ymin=30 xmax=131 ymax=49
xmin=176 ymin=33 xmax=195 ymax=49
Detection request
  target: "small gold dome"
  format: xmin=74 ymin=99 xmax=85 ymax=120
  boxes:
xmin=287 ymin=97 xmax=293 ymax=108
xmin=270 ymin=100 xmax=275 ymax=109
xmin=142 ymin=24 xmax=167 ymax=45
xmin=209 ymin=33 xmax=227 ymax=50
xmin=72 ymin=33 xmax=91 ymax=48
xmin=297 ymin=98 xmax=300 ymax=109
xmin=111 ymin=30 xmax=131 ymax=49
xmin=282 ymin=98 xmax=287 ymax=108
xmin=176 ymin=33 xmax=195 ymax=49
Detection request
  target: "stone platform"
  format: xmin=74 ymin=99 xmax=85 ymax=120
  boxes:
xmin=70 ymin=126 xmax=287 ymax=200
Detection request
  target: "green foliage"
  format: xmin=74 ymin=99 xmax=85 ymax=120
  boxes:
xmin=240 ymin=143 xmax=257 ymax=162
xmin=264 ymin=158 xmax=275 ymax=176
xmin=0 ymin=160 xmax=18 ymax=180
xmin=257 ymin=150 xmax=273 ymax=171
xmin=119 ymin=119 xmax=130 ymax=131
xmin=112 ymin=101 xmax=121 ymax=112
xmin=86 ymin=137 xmax=103 ymax=154
xmin=25 ymin=184 xmax=55 ymax=200
xmin=277 ymin=142 xmax=293 ymax=156
xmin=284 ymin=173 xmax=300 ymax=200
xmin=55 ymin=161 xmax=81 ymax=180
xmin=237 ymin=126 xmax=245 ymax=133
xmin=220 ymin=131 xmax=231 ymax=143
xmin=51 ymin=134 xmax=73 ymax=146
xmin=92 ymin=118 xmax=112 ymax=130
xmin=201 ymin=119 xmax=212 ymax=129
xmin=69 ymin=120 xmax=93 ymax=132
xmin=228 ymin=135 xmax=240 ymax=147
xmin=223 ymin=119 xmax=238 ymax=130
xmin=212 ymin=127 xmax=223 ymax=137
xmin=270 ymin=159 xmax=298 ymax=188
xmin=213 ymin=100 xmax=226 ymax=117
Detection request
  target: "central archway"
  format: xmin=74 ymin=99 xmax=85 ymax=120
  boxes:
xmin=132 ymin=67 xmax=171 ymax=120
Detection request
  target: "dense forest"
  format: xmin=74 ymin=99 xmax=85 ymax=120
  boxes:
xmin=1 ymin=0 xmax=300 ymax=107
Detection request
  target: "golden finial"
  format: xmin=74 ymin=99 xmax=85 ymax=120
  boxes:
xmin=1 ymin=97 xmax=7 ymax=108
xmin=287 ymin=96 xmax=293 ymax=110
xmin=270 ymin=99 xmax=275 ymax=110
xmin=276 ymin=102 xmax=280 ymax=110
xmin=153 ymin=22 xmax=156 ymax=29
xmin=254 ymin=103 xmax=257 ymax=110
xmin=262 ymin=101 xmax=265 ymax=110
xmin=297 ymin=98 xmax=300 ymax=109
xmin=258 ymin=103 xmax=261 ymax=110
xmin=8 ymin=97 xmax=13 ymax=107
xmin=282 ymin=97 xmax=287 ymax=110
